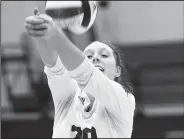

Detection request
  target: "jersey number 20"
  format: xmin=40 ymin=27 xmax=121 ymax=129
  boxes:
xmin=71 ymin=125 xmax=97 ymax=138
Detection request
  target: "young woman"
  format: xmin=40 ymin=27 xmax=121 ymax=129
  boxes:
xmin=25 ymin=11 xmax=135 ymax=138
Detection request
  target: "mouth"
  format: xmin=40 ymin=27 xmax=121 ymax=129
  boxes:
xmin=94 ymin=65 xmax=105 ymax=72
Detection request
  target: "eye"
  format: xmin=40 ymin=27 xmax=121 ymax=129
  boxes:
xmin=87 ymin=55 xmax=92 ymax=59
xmin=101 ymin=54 xmax=108 ymax=58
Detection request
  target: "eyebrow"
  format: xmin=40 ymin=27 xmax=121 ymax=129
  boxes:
xmin=84 ymin=50 xmax=93 ymax=54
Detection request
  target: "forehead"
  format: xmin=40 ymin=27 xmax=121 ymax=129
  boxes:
xmin=84 ymin=42 xmax=113 ymax=53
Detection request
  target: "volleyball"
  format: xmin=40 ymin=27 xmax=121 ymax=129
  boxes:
xmin=45 ymin=1 xmax=97 ymax=35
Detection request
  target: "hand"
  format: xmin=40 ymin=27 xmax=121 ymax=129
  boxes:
xmin=25 ymin=8 xmax=57 ymax=39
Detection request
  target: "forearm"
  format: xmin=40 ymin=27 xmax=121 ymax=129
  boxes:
xmin=48 ymin=27 xmax=85 ymax=71
xmin=35 ymin=38 xmax=58 ymax=68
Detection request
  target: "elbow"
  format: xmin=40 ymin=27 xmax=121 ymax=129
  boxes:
xmin=74 ymin=69 xmax=94 ymax=89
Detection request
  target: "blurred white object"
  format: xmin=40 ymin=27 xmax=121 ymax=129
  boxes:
xmin=45 ymin=1 xmax=97 ymax=35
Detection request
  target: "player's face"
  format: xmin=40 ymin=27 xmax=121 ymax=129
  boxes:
xmin=84 ymin=42 xmax=119 ymax=80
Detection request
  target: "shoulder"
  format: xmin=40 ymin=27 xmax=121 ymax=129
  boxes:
xmin=110 ymin=80 xmax=135 ymax=105
xmin=109 ymin=79 xmax=122 ymax=89
xmin=109 ymin=80 xmax=127 ymax=95
xmin=127 ymin=93 xmax=135 ymax=107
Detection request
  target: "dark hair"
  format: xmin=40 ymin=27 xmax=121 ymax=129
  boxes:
xmin=99 ymin=40 xmax=133 ymax=94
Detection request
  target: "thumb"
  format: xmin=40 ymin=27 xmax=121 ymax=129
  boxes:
xmin=34 ymin=7 xmax=40 ymax=15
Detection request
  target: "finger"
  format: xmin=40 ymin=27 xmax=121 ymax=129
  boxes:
xmin=26 ymin=29 xmax=47 ymax=37
xmin=25 ymin=22 xmax=48 ymax=30
xmin=37 ymin=14 xmax=53 ymax=23
xmin=27 ymin=31 xmax=47 ymax=38
xmin=26 ymin=16 xmax=44 ymax=25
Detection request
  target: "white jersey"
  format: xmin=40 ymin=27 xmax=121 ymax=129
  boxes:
xmin=44 ymin=56 xmax=135 ymax=138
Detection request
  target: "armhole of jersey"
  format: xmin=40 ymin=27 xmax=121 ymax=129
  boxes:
xmin=53 ymin=93 xmax=75 ymax=129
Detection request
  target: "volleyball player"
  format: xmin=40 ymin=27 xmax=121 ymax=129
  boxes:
xmin=25 ymin=10 xmax=135 ymax=138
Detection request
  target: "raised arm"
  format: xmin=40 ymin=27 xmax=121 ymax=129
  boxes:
xmin=25 ymin=14 xmax=77 ymax=107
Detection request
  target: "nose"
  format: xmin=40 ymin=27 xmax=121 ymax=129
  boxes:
xmin=92 ymin=55 xmax=100 ymax=64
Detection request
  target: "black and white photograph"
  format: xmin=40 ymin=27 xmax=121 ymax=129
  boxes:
xmin=1 ymin=1 xmax=184 ymax=138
